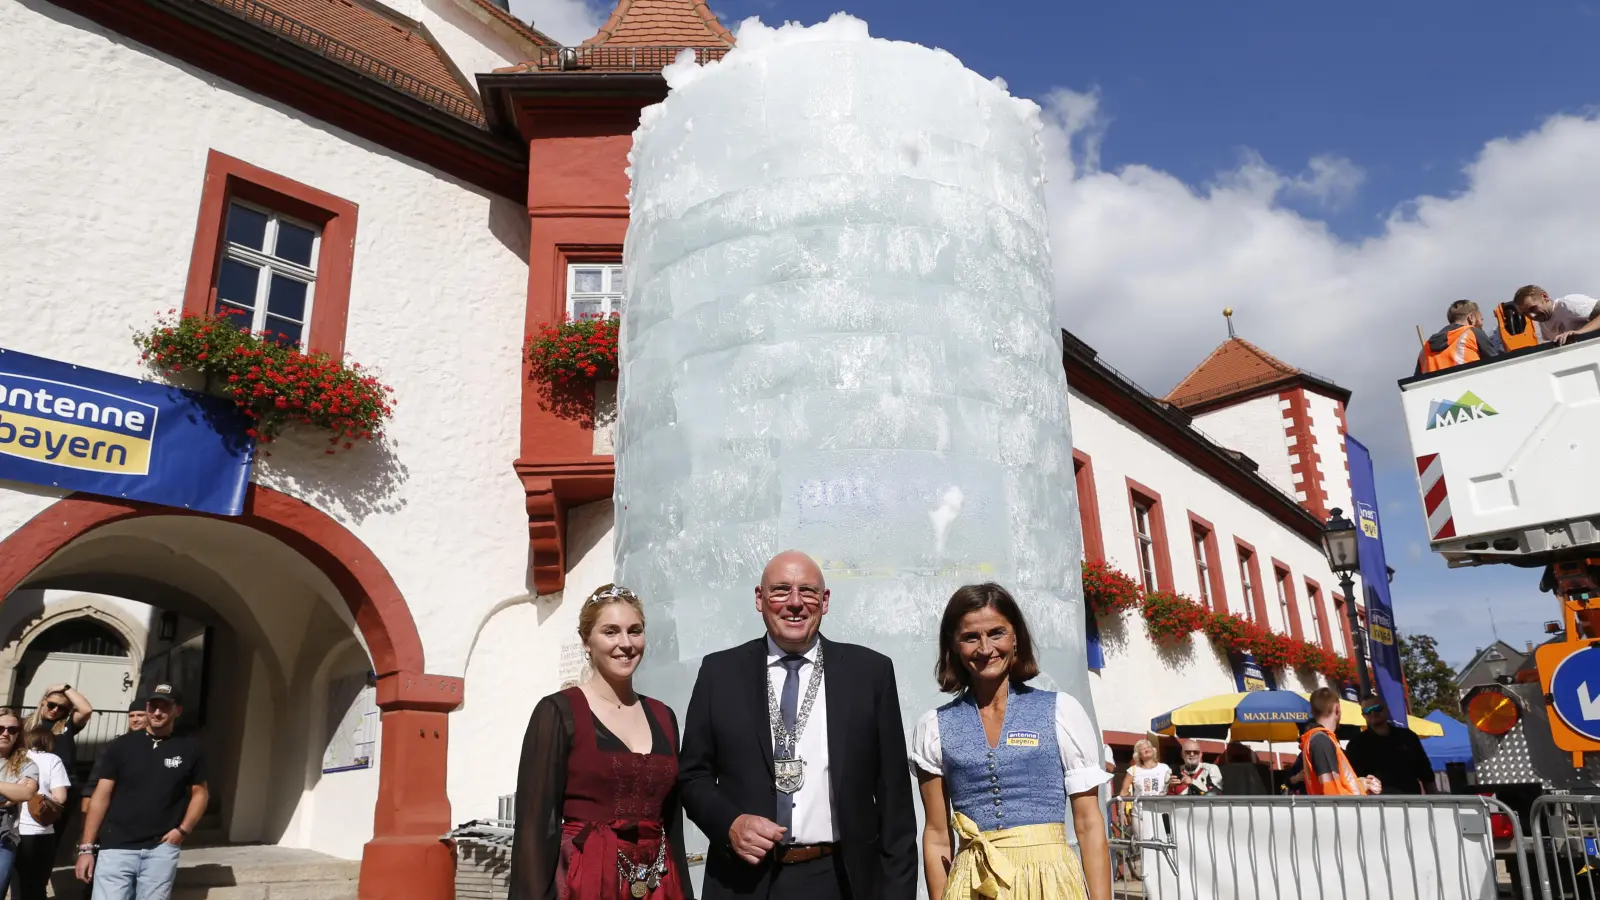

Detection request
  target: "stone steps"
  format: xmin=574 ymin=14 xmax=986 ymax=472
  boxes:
xmin=50 ymin=845 xmax=358 ymax=899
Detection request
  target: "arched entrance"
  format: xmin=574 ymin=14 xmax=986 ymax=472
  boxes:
xmin=0 ymin=485 xmax=463 ymax=900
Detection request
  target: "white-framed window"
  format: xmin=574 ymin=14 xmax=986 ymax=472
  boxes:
xmin=1308 ymin=582 xmax=1324 ymax=646
xmin=1192 ymin=526 xmax=1211 ymax=607
xmin=1238 ymin=550 xmax=1256 ymax=621
xmin=1275 ymin=568 xmax=1291 ymax=633
xmin=1133 ymin=501 xmax=1157 ymax=592
xmin=566 ymin=263 xmax=625 ymax=319
xmin=214 ymin=201 xmax=319 ymax=348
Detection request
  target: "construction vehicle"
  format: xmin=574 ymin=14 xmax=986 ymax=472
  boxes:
xmin=1401 ymin=335 xmax=1600 ymax=897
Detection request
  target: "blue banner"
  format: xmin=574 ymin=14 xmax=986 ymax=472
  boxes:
xmin=1233 ymin=652 xmax=1276 ymax=692
xmin=1345 ymin=435 xmax=1410 ymax=725
xmin=0 ymin=348 xmax=253 ymax=515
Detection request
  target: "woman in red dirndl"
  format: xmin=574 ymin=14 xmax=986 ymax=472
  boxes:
xmin=509 ymin=585 xmax=692 ymax=900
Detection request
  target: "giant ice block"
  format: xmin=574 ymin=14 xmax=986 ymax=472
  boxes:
xmin=618 ymin=12 xmax=1093 ymax=773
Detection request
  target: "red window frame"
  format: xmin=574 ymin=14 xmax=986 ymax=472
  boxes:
xmin=1305 ymin=577 xmax=1333 ymax=649
xmin=182 ymin=150 xmax=359 ymax=359
xmin=1126 ymin=479 xmax=1173 ymax=593
xmin=1187 ymin=512 xmax=1227 ymax=613
xmin=1074 ymin=450 xmax=1105 ymax=564
xmin=1272 ymin=560 xmax=1303 ymax=640
xmin=1333 ymin=592 xmax=1355 ymax=656
xmin=1235 ymin=538 xmax=1267 ymax=623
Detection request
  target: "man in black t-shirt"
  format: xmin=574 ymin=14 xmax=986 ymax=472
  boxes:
xmin=1344 ymin=694 xmax=1435 ymax=795
xmin=74 ymin=684 xmax=208 ymax=900
xmin=80 ymin=700 xmax=150 ymax=900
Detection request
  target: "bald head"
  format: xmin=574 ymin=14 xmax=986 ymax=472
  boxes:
xmin=757 ymin=550 xmax=829 ymax=653
xmin=761 ymin=550 xmax=825 ymax=590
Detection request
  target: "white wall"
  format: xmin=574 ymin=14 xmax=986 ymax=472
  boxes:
xmin=1071 ymin=390 xmax=1339 ymax=739
xmin=420 ymin=0 xmax=528 ymax=83
xmin=447 ymin=500 xmax=615 ymax=820
xmin=1189 ymin=394 xmax=1297 ymax=499
xmin=0 ymin=0 xmax=532 ymax=683
xmin=1306 ymin=391 xmax=1353 ymax=518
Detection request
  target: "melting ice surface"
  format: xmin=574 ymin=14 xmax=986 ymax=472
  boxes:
xmin=617 ymin=9 xmax=1094 ymax=808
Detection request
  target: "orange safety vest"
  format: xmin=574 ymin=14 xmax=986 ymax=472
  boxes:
xmin=1495 ymin=303 xmax=1539 ymax=351
xmin=1298 ymin=726 xmax=1367 ymax=796
xmin=1416 ymin=325 xmax=1481 ymax=373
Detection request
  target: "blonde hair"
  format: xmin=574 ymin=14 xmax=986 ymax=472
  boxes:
xmin=577 ymin=584 xmax=645 ymax=643
xmin=1133 ymin=739 xmax=1157 ymax=765
xmin=23 ymin=691 xmax=70 ymax=736
xmin=0 ymin=710 xmax=31 ymax=780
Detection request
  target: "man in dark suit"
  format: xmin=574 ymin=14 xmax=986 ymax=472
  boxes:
xmin=678 ymin=550 xmax=917 ymax=900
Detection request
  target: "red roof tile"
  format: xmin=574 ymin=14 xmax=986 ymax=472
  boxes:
xmin=583 ymin=0 xmax=733 ymax=48
xmin=1164 ymin=338 xmax=1302 ymax=409
xmin=208 ymin=0 xmax=485 ymax=125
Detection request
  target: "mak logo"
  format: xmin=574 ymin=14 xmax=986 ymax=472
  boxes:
xmin=1426 ymin=391 xmax=1498 ymax=430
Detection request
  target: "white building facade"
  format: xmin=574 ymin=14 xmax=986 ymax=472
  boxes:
xmin=0 ymin=0 xmax=1372 ymax=895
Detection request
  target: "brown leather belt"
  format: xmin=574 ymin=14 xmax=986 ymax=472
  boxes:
xmin=775 ymin=843 xmax=835 ymax=864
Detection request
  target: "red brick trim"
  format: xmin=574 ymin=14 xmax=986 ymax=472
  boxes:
xmin=1126 ymin=478 xmax=1174 ymax=593
xmin=515 ymin=458 xmax=617 ymax=594
xmin=1075 ymin=450 xmax=1106 ymax=564
xmin=1335 ymin=402 xmax=1351 ymax=495
xmin=1305 ymin=577 xmax=1333 ymax=650
xmin=1333 ymin=592 xmax=1355 ymax=656
xmin=182 ymin=150 xmax=359 ymax=360
xmin=1278 ymin=387 xmax=1328 ymax=519
xmin=1271 ymin=559 xmax=1303 ymax=640
xmin=1235 ymin=538 xmax=1268 ymax=623
xmin=1187 ymin=512 xmax=1227 ymax=613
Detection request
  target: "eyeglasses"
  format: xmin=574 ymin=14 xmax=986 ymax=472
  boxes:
xmin=44 ymin=702 xmax=67 ymax=712
xmin=0 ymin=727 xmax=20 ymax=736
xmin=1182 ymin=750 xmax=1202 ymax=756
xmin=763 ymin=585 xmax=824 ymax=605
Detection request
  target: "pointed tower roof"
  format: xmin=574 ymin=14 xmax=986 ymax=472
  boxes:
xmin=583 ymin=0 xmax=734 ymax=48
xmin=1165 ymin=337 xmax=1347 ymax=411
xmin=494 ymin=0 xmax=731 ymax=73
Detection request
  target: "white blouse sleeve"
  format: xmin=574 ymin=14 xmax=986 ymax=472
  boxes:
xmin=908 ymin=708 xmax=943 ymax=776
xmin=1055 ymin=693 xmax=1114 ymax=796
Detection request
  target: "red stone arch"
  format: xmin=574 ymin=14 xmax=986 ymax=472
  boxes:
xmin=0 ymin=484 xmax=462 ymax=900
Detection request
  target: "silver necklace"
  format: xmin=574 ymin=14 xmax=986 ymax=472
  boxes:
xmin=765 ymin=643 xmax=824 ymax=795
xmin=615 ymin=837 xmax=667 ymax=898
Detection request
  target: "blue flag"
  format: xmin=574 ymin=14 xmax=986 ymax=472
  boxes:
xmin=0 ymin=348 xmax=254 ymax=515
xmin=1346 ymin=435 xmax=1410 ymax=725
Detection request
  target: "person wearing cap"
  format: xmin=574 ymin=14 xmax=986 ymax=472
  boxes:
xmin=1343 ymin=694 xmax=1434 ymax=795
xmin=73 ymin=684 xmax=208 ymax=900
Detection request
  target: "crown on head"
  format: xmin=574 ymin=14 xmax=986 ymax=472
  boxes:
xmin=585 ymin=583 xmax=639 ymax=606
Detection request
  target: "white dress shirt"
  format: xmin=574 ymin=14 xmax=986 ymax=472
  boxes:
xmin=766 ymin=635 xmax=836 ymax=843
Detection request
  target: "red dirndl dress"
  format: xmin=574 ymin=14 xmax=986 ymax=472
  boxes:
xmin=558 ymin=688 xmax=686 ymax=900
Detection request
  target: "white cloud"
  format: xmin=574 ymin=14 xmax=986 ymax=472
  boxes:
xmin=1041 ymin=88 xmax=1600 ymax=461
xmin=506 ymin=0 xmax=603 ymax=45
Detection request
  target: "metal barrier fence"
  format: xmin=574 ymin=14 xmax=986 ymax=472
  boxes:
xmin=1106 ymin=794 xmax=1531 ymax=900
xmin=1529 ymin=795 xmax=1600 ymax=900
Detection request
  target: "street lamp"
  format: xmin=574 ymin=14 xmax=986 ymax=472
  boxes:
xmin=1321 ymin=508 xmax=1373 ymax=697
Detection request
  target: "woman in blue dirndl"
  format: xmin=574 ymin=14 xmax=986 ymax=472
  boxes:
xmin=910 ymin=583 xmax=1112 ymax=900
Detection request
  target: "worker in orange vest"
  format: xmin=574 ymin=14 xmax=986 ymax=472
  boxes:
xmin=1415 ymin=299 xmax=1504 ymax=375
xmin=1298 ymin=687 xmax=1382 ymax=796
xmin=1493 ymin=300 xmax=1540 ymax=352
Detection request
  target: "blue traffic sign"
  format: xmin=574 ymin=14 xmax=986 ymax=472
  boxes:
xmin=1549 ymin=646 xmax=1600 ymax=741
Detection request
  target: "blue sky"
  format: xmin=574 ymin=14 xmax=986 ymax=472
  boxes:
xmin=707 ymin=0 xmax=1599 ymax=244
xmin=521 ymin=0 xmax=1599 ymax=668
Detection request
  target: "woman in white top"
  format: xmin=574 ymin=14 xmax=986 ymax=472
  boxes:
xmin=1120 ymin=740 xmax=1170 ymax=799
xmin=14 ymin=727 xmax=69 ymax=900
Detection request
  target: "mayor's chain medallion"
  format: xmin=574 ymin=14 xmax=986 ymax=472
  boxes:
xmin=766 ymin=643 xmax=825 ymax=796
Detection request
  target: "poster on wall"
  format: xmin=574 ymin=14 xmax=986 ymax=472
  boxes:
xmin=0 ymin=348 xmax=253 ymax=515
xmin=322 ymin=670 xmax=377 ymax=774
xmin=1233 ymin=653 xmax=1276 ymax=692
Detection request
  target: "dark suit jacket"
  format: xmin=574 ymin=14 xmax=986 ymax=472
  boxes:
xmin=678 ymin=634 xmax=917 ymax=900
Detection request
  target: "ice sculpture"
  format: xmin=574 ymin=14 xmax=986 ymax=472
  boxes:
xmin=618 ymin=12 xmax=1093 ymax=771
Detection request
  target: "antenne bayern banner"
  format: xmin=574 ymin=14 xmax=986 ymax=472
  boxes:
xmin=0 ymin=348 xmax=254 ymax=515
xmin=1346 ymin=434 xmax=1410 ymax=725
